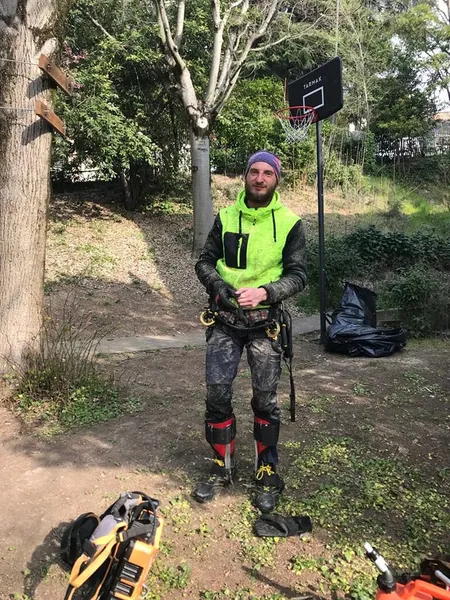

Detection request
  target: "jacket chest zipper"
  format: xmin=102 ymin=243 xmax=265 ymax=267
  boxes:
xmin=237 ymin=236 xmax=243 ymax=268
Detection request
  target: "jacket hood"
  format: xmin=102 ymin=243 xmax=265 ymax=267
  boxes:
xmin=235 ymin=189 xmax=281 ymax=220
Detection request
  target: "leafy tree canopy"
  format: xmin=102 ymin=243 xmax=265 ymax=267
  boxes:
xmin=395 ymin=1 xmax=450 ymax=104
xmin=370 ymin=56 xmax=437 ymax=139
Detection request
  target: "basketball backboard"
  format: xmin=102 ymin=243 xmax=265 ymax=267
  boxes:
xmin=288 ymin=57 xmax=343 ymax=122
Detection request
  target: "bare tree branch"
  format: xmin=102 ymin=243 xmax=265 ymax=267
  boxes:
xmin=213 ymin=63 xmax=242 ymax=115
xmin=250 ymin=15 xmax=324 ymax=52
xmin=436 ymin=3 xmax=450 ymax=25
xmin=240 ymin=0 xmax=249 ymax=16
xmin=249 ymin=33 xmax=289 ymax=52
xmin=211 ymin=0 xmax=221 ymax=29
xmin=154 ymin=0 xmax=200 ymax=123
xmin=86 ymin=12 xmax=117 ymax=40
xmin=216 ymin=30 xmax=235 ymax=93
xmin=212 ymin=0 xmax=281 ymax=111
xmin=174 ymin=0 xmax=185 ymax=48
xmin=205 ymin=0 xmax=228 ymax=104
xmin=345 ymin=12 xmax=371 ymax=124
xmin=155 ymin=0 xmax=186 ymax=72
xmin=206 ymin=0 xmax=253 ymax=105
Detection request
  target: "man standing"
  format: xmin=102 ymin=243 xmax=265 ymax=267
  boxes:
xmin=194 ymin=150 xmax=307 ymax=513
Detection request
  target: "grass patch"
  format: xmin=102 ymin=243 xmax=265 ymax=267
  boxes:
xmin=160 ymin=495 xmax=192 ymax=533
xmin=305 ymin=394 xmax=338 ymax=414
xmin=15 ymin=375 xmax=141 ymax=435
xmin=76 ymin=242 xmax=117 ymax=273
xmin=406 ymin=337 xmax=450 ymax=350
xmin=145 ymin=561 xmax=191 ymax=599
xmin=290 ymin=547 xmax=375 ymax=600
xmin=363 ymin=176 xmax=450 ymax=232
xmin=281 ymin=436 xmax=450 ymax=570
xmin=277 ymin=434 xmax=450 ymax=599
xmin=224 ymin=500 xmax=280 ymax=570
xmin=200 ymin=589 xmax=288 ymax=599
xmin=353 ymin=382 xmax=373 ymax=396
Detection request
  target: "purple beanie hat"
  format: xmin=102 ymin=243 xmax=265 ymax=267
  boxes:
xmin=245 ymin=150 xmax=281 ymax=181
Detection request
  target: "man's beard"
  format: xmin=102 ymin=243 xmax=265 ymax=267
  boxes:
xmin=244 ymin=181 xmax=277 ymax=206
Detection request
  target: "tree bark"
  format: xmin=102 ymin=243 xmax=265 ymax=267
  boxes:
xmin=0 ymin=0 xmax=66 ymax=369
xmin=120 ymin=170 xmax=136 ymax=210
xmin=190 ymin=128 xmax=214 ymax=256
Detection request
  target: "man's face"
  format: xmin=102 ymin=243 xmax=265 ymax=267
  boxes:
xmin=245 ymin=161 xmax=278 ymax=206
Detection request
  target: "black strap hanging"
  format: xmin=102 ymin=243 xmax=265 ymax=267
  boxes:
xmin=279 ymin=308 xmax=295 ymax=422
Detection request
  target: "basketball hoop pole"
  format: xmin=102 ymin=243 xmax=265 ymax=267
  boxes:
xmin=285 ymin=57 xmax=343 ymax=344
xmin=316 ymin=120 xmax=327 ymax=343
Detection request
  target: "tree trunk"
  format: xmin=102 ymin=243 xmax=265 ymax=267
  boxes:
xmin=120 ymin=170 xmax=136 ymax=210
xmin=190 ymin=128 xmax=214 ymax=256
xmin=0 ymin=1 xmax=63 ymax=369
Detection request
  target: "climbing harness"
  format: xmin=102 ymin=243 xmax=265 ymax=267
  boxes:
xmin=200 ymin=295 xmax=296 ymax=422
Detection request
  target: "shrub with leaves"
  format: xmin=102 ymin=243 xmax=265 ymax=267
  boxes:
xmin=346 ymin=226 xmax=450 ymax=270
xmin=378 ymin=266 xmax=450 ymax=336
xmin=302 ymin=235 xmax=366 ymax=312
xmin=11 ymin=300 xmax=141 ymax=435
xmin=300 ymin=226 xmax=450 ymax=335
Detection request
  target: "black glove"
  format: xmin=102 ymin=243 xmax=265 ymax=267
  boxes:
xmin=211 ymin=282 xmax=238 ymax=311
xmin=254 ymin=514 xmax=312 ymax=538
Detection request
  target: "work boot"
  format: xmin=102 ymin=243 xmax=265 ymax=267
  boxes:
xmin=254 ymin=463 xmax=285 ymax=513
xmin=194 ymin=458 xmax=237 ymax=503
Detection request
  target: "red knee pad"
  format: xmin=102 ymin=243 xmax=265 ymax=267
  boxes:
xmin=254 ymin=417 xmax=279 ymax=457
xmin=205 ymin=416 xmax=236 ymax=459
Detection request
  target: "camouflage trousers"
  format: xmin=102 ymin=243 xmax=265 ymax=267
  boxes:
xmin=205 ymin=325 xmax=282 ymax=462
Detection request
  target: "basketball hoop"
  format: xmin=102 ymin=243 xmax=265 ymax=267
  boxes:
xmin=274 ymin=106 xmax=318 ymax=144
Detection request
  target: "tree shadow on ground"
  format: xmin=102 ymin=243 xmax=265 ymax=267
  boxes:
xmin=49 ymin=184 xmax=124 ymax=223
xmin=44 ymin=275 xmax=200 ymax=340
xmin=22 ymin=521 xmax=69 ymax=600
xmin=241 ymin=565 xmax=327 ymax=599
xmin=47 ymin=188 xmax=204 ymax=339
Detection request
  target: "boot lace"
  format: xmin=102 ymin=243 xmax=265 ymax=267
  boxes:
xmin=205 ymin=457 xmax=225 ymax=468
xmin=256 ymin=464 xmax=274 ymax=480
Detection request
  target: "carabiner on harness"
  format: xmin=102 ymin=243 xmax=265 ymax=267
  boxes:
xmin=265 ymin=320 xmax=280 ymax=340
xmin=200 ymin=309 xmax=216 ymax=327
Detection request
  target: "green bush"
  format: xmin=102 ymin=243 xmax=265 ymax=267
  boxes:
xmin=346 ymin=226 xmax=450 ymax=270
xmin=11 ymin=302 xmax=141 ymax=435
xmin=324 ymin=153 xmax=364 ymax=192
xmin=378 ymin=266 xmax=450 ymax=336
xmin=299 ymin=226 xmax=450 ymax=335
xmin=301 ymin=236 xmax=366 ymax=312
xmin=376 ymin=154 xmax=450 ymax=186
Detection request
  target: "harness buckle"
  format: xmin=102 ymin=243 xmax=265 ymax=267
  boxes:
xmin=200 ymin=310 xmax=216 ymax=327
xmin=265 ymin=321 xmax=280 ymax=339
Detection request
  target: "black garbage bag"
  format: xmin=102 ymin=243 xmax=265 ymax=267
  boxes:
xmin=326 ymin=282 xmax=406 ymax=358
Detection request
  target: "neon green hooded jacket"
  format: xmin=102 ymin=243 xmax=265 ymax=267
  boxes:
xmin=195 ymin=189 xmax=307 ymax=305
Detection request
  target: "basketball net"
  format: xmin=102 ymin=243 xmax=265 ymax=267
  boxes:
xmin=274 ymin=106 xmax=317 ymax=144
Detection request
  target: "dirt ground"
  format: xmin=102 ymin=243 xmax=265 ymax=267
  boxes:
xmin=1 ymin=334 xmax=449 ymax=599
xmin=1 ymin=183 xmax=449 ymax=599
